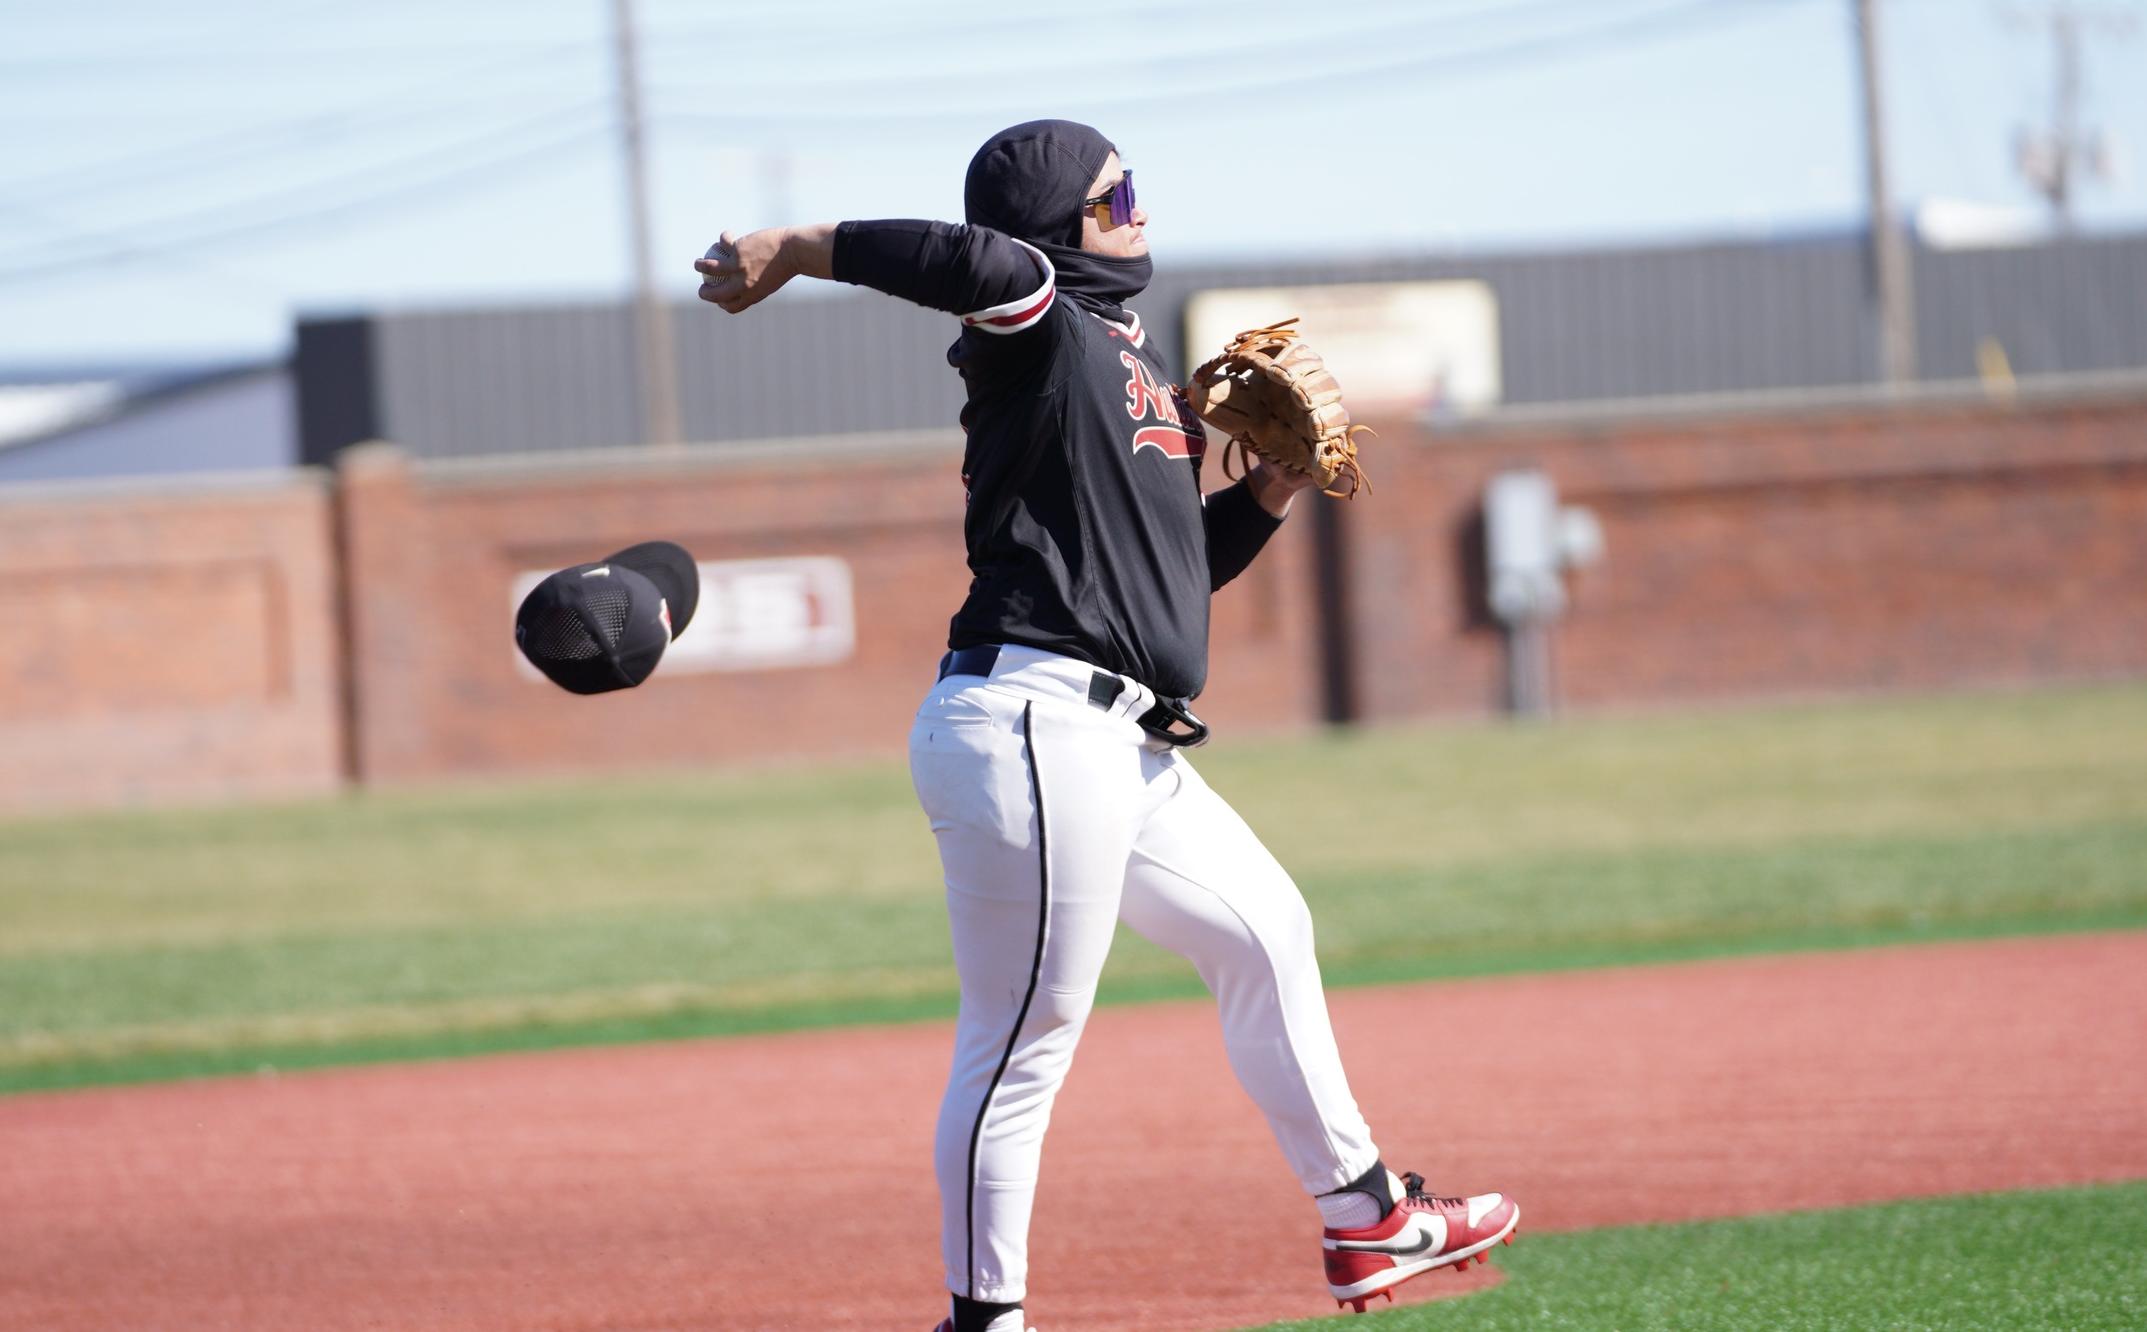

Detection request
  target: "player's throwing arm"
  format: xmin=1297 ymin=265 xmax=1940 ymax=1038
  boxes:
xmin=694 ymin=224 xmax=834 ymax=313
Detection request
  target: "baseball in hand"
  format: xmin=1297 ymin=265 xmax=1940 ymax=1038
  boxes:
xmin=699 ymin=239 xmax=732 ymax=280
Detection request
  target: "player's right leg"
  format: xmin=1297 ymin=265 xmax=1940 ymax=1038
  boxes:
xmin=908 ymin=667 xmax=1154 ymax=1319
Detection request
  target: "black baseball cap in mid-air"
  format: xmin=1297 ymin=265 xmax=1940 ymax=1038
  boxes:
xmin=514 ymin=541 xmax=700 ymax=695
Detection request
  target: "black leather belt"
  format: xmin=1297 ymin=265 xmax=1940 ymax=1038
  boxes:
xmin=937 ymin=644 xmax=1209 ymax=747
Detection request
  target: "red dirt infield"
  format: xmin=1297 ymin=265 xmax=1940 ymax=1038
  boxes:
xmin=5 ymin=932 xmax=2145 ymax=1331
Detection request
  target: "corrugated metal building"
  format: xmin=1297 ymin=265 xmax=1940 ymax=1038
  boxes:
xmin=275 ymin=225 xmax=2147 ymax=463
xmin=0 ymin=365 xmax=294 ymax=485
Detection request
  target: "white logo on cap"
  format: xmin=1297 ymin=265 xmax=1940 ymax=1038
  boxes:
xmin=583 ymin=566 xmax=611 ymax=578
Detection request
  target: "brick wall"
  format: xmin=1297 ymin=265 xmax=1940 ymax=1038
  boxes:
xmin=1342 ymin=389 xmax=2147 ymax=718
xmin=5 ymin=386 xmax=2145 ymax=813
xmin=0 ymin=475 xmax=346 ymax=812
xmin=334 ymin=440 xmax=1327 ymax=785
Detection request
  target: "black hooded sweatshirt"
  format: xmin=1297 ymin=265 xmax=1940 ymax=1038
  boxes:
xmin=829 ymin=119 xmax=1281 ymax=701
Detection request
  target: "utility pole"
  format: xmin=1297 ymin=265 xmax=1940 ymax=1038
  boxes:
xmin=1854 ymin=0 xmax=1917 ymax=386
xmin=2006 ymin=3 xmax=2135 ymax=230
xmin=611 ymin=0 xmax=684 ymax=447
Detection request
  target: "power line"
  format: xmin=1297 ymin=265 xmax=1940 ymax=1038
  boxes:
xmin=0 ymin=120 xmax=608 ymax=288
xmin=0 ymin=0 xmax=1204 ymax=73
xmin=6 ymin=88 xmax=602 ymax=206
xmin=662 ymin=0 xmax=1615 ymax=42
xmin=0 ymin=0 xmax=1724 ymax=79
xmin=0 ymin=0 xmax=1813 ymax=294
xmin=644 ymin=0 xmax=1606 ymax=37
xmin=655 ymin=0 xmax=1805 ymax=131
xmin=0 ymin=101 xmax=607 ymax=265
xmin=0 ymin=196 xmax=291 ymax=299
xmin=0 ymin=38 xmax=592 ymax=77
xmin=3 ymin=0 xmax=390 ymax=67
xmin=7 ymin=0 xmax=1600 ymax=212
xmin=641 ymin=0 xmax=1678 ymax=99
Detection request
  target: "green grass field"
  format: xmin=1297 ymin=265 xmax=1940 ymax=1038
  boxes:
xmin=5 ymin=681 xmax=2146 ymax=1094
xmin=1250 ymin=1182 xmax=2147 ymax=1331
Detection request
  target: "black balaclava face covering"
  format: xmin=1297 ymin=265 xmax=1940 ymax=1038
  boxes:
xmin=965 ymin=118 xmax=1152 ymax=315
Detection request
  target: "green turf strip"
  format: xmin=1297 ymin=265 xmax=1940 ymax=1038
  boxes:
xmin=1247 ymin=1182 xmax=2147 ymax=1331
xmin=4 ymin=822 xmax=2143 ymax=1094
xmin=11 ymin=817 xmax=2144 ymax=1043
xmin=4 ymin=682 xmax=2145 ymax=1093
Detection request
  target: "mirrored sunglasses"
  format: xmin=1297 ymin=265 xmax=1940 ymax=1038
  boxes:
xmin=1081 ymin=170 xmax=1135 ymax=228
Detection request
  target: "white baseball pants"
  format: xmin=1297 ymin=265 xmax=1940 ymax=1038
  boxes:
xmin=908 ymin=645 xmax=1380 ymax=1305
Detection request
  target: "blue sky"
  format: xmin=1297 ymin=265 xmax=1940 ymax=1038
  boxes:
xmin=3 ymin=0 xmax=2143 ymax=366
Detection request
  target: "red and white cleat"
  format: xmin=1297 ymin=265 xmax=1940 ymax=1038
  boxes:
xmin=1325 ymin=1172 xmax=1519 ymax=1313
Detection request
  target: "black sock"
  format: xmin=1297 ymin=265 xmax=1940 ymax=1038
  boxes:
xmin=1330 ymin=1157 xmax=1396 ymax=1221
xmin=952 ymin=1292 xmax=1022 ymax=1332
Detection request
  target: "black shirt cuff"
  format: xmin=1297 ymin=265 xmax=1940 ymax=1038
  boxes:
xmin=1204 ymin=477 xmax=1285 ymax=591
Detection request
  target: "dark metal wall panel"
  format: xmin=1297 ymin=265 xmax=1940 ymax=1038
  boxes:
xmin=673 ymin=292 xmax=967 ymax=441
xmin=293 ymin=317 xmax=377 ymax=467
xmin=344 ymin=230 xmax=2147 ymax=460
xmin=370 ymin=293 xmax=969 ymax=454
xmin=1133 ymin=235 xmax=1879 ymax=406
xmin=371 ymin=303 xmax=639 ymax=459
xmin=1915 ymin=233 xmax=2147 ymax=381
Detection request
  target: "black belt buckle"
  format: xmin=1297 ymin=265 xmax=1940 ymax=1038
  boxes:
xmin=941 ymin=645 xmax=1193 ymax=741
xmin=1138 ymin=696 xmax=1210 ymax=748
xmin=1085 ymin=672 xmax=1127 ymax=709
xmin=939 ymin=645 xmax=1001 ymax=681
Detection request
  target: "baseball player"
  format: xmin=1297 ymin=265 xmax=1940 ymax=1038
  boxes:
xmin=695 ymin=119 xmax=1518 ymax=1332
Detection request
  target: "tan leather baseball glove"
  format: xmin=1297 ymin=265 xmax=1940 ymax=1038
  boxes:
xmin=1186 ymin=318 xmax=1372 ymax=498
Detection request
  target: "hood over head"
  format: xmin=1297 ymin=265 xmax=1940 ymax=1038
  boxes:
xmin=963 ymin=118 xmax=1151 ymax=312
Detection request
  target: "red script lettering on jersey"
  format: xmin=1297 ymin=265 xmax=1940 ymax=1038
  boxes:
xmin=1120 ymin=351 xmax=1207 ymax=461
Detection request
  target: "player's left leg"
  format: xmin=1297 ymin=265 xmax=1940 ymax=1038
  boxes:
xmin=1116 ymin=752 xmax=1518 ymax=1311
xmin=1114 ymin=751 xmax=1378 ymax=1195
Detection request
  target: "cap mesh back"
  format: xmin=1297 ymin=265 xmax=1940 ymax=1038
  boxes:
xmin=521 ymin=606 xmax=602 ymax=661
xmin=582 ymin=587 xmax=632 ymax=648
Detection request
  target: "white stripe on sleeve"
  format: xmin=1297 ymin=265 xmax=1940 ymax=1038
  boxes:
xmin=959 ymin=239 xmax=1055 ymax=335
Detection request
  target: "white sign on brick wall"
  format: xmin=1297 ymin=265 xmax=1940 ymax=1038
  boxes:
xmin=1185 ymin=280 xmax=1501 ymax=419
xmin=513 ymin=556 xmax=855 ymax=680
